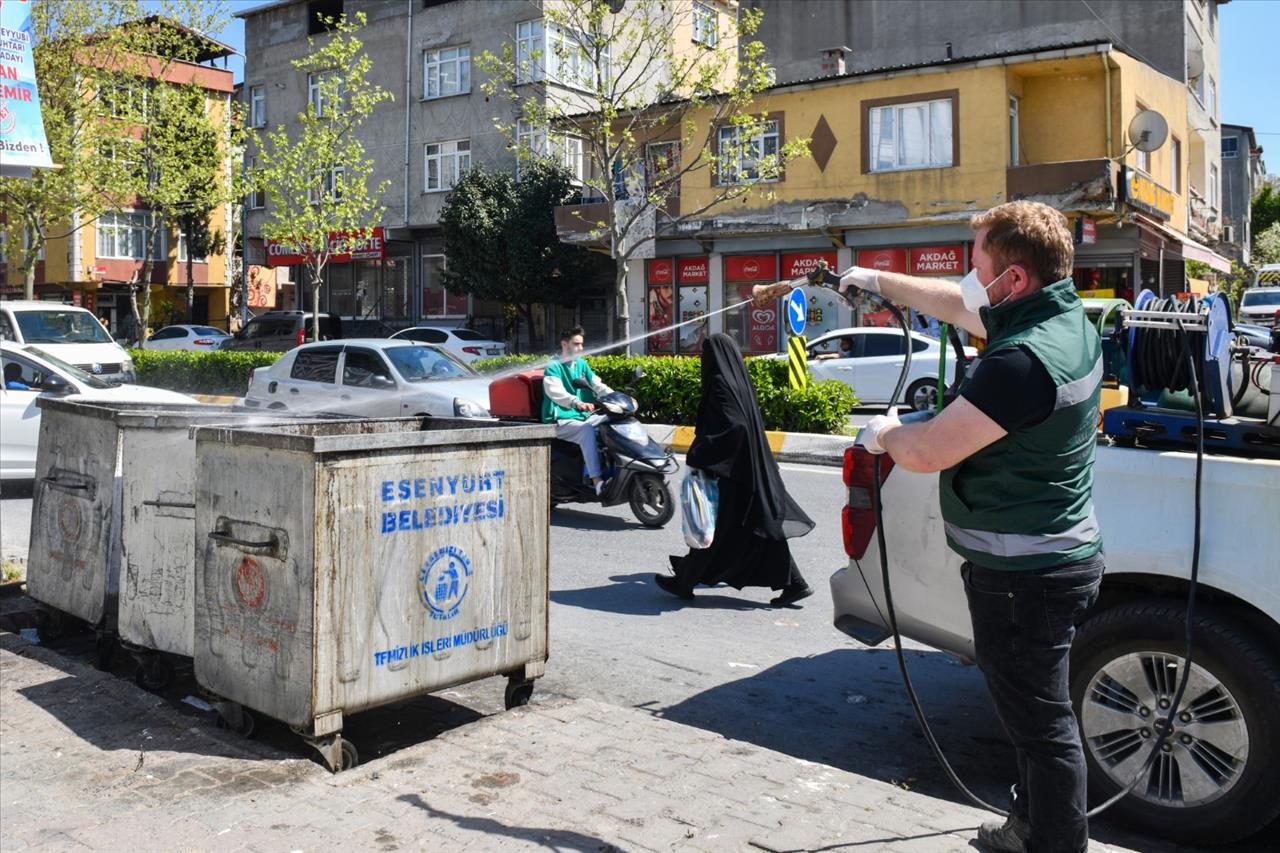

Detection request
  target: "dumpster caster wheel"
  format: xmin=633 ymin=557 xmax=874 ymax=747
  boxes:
xmin=504 ymin=679 xmax=534 ymax=710
xmin=34 ymin=609 xmax=66 ymax=644
xmin=95 ymin=634 xmax=117 ymax=670
xmin=134 ymin=656 xmax=174 ymax=693
xmin=339 ymin=739 xmax=359 ymax=771
xmin=215 ymin=707 xmax=256 ymax=739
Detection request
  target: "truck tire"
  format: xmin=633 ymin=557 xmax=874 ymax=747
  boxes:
xmin=1069 ymin=600 xmax=1280 ymax=846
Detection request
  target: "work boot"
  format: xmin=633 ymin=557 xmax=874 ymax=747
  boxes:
xmin=976 ymin=814 xmax=1031 ymax=853
xmin=770 ymin=582 xmax=814 ymax=607
xmin=654 ymin=574 xmax=694 ymax=600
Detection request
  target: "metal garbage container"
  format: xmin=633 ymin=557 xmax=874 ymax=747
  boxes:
xmin=26 ymin=398 xmax=298 ymax=685
xmin=191 ymin=417 xmax=554 ymax=771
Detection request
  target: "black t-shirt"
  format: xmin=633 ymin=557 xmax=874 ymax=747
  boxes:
xmin=960 ymin=344 xmax=1056 ymax=431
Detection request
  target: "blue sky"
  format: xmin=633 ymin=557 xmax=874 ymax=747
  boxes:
xmin=211 ymin=0 xmax=1277 ymax=172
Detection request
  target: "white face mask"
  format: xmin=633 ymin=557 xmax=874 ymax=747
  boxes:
xmin=959 ymin=266 xmax=1012 ymax=313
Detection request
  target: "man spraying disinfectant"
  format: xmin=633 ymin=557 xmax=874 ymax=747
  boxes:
xmin=542 ymin=326 xmax=616 ymax=495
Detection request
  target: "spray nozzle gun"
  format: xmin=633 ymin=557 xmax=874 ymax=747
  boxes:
xmin=750 ymin=260 xmax=846 ymax=307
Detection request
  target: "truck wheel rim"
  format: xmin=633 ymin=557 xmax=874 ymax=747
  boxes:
xmin=1081 ymin=651 xmax=1249 ymax=808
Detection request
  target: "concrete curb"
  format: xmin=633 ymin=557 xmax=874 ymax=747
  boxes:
xmin=643 ymin=423 xmax=855 ymax=467
xmin=191 ymin=393 xmax=239 ymax=404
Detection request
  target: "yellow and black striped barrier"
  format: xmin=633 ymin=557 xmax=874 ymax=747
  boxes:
xmin=787 ymin=334 xmax=809 ymax=389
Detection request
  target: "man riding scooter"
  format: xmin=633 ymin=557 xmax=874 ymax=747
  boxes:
xmin=542 ymin=326 xmax=614 ymax=495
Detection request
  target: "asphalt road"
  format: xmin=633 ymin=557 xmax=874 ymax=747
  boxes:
xmin=0 ymin=461 xmax=1257 ymax=852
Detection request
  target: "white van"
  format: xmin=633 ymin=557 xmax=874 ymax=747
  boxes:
xmin=0 ymin=300 xmax=134 ymax=382
xmin=1241 ymin=264 xmax=1280 ymax=328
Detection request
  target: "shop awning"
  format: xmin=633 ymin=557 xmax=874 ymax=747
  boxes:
xmin=1135 ymin=215 xmax=1232 ymax=274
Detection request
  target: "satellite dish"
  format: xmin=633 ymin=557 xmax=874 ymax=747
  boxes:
xmin=1186 ymin=48 xmax=1204 ymax=82
xmin=1128 ymin=110 xmax=1169 ymax=154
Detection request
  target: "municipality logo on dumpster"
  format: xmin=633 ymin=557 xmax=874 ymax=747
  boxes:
xmin=419 ymin=545 xmax=472 ymax=620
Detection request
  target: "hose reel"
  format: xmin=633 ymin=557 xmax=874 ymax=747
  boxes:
xmin=1123 ymin=288 xmax=1235 ymax=419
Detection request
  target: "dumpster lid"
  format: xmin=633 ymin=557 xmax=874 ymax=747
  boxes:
xmin=192 ymin=417 xmax=556 ymax=454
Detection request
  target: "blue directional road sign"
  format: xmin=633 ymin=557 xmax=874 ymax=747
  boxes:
xmin=786 ymin=288 xmax=807 ymax=336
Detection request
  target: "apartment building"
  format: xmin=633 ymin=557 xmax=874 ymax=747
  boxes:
xmin=242 ymin=0 xmax=679 ymax=342
xmin=0 ymin=21 xmax=238 ymax=338
xmin=1219 ymin=125 xmax=1265 ymax=265
xmin=555 ymin=39 xmax=1234 ymax=356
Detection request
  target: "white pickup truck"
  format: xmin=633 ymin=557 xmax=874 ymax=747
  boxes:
xmin=830 ymin=440 xmax=1280 ymax=847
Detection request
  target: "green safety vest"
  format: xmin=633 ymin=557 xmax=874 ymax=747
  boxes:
xmin=939 ymin=278 xmax=1104 ymax=571
xmin=541 ymin=358 xmax=596 ymax=423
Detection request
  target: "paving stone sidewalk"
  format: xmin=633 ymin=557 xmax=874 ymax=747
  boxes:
xmin=0 ymin=633 xmax=1146 ymax=853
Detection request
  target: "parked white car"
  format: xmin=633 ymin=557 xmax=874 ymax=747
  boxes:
xmin=241 ymin=339 xmax=493 ymax=419
xmin=768 ymin=326 xmax=976 ymax=410
xmin=389 ymin=326 xmax=506 ymax=363
xmin=1238 ymin=284 xmax=1280 ymax=328
xmin=1 ymin=341 xmax=195 ymax=480
xmin=0 ymin=300 xmax=134 ymax=382
xmin=142 ymin=324 xmax=231 ymax=351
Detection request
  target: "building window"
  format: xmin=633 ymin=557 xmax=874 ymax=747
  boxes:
xmin=1221 ymin=136 xmax=1238 ymax=159
xmin=308 ymin=166 xmax=344 ymax=203
xmin=515 ymin=19 xmax=605 ymax=89
xmin=248 ymin=156 xmax=266 ymax=209
xmin=425 ymin=139 xmax=471 ymax=191
xmin=1009 ymin=95 xmax=1020 ymax=167
xmin=249 ymin=85 xmax=266 ymax=128
xmin=1171 ymin=136 xmax=1181 ymax=194
xmin=308 ymin=71 xmax=338 ymax=117
xmin=646 ymin=140 xmax=680 ymax=190
xmin=177 ymin=226 xmax=207 ymax=264
xmin=1134 ymin=145 xmax=1149 ymax=174
xmin=717 ymin=119 xmax=780 ymax=185
xmin=864 ymin=94 xmax=955 ymax=173
xmin=1207 ymin=76 xmax=1217 ymax=121
xmin=692 ymin=2 xmax=719 ymax=48
xmin=424 ymin=46 xmax=470 ymax=99
xmin=101 ymin=80 xmax=148 ymax=120
xmin=1209 ymin=164 xmax=1218 ymax=208
xmin=96 ymin=210 xmax=164 ymax=260
xmin=306 ymin=0 xmax=343 ymax=35
xmin=421 ymin=254 xmax=467 ymax=317
xmin=516 ymin=121 xmax=583 ymax=183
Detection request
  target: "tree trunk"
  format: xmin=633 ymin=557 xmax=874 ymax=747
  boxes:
xmin=518 ymin=304 xmax=537 ymax=352
xmin=614 ymin=257 xmax=631 ymax=354
xmin=310 ymin=262 xmax=324 ymax=343
xmin=23 ymin=256 xmax=36 ymax=301
xmin=185 ymin=253 xmax=195 ymax=324
xmin=138 ymin=256 xmax=154 ymax=341
xmin=128 ymin=280 xmax=141 ymax=345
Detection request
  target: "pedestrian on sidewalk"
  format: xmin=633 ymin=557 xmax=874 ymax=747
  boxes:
xmin=846 ymin=200 xmax=1104 ymax=853
xmin=655 ymin=333 xmax=814 ymax=607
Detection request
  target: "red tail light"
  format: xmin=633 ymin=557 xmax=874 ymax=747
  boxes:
xmin=297 ymin=327 xmax=305 ymax=346
xmin=194 ymin=338 xmax=215 ymax=346
xmin=841 ymin=445 xmax=894 ymax=559
xmin=461 ymin=345 xmax=482 ymax=355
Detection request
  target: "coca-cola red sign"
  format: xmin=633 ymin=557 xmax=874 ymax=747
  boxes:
xmin=677 ymin=256 xmax=709 ymax=284
xmin=266 ymin=227 xmax=386 ymax=267
xmin=648 ymin=258 xmax=673 ymax=283
xmin=781 ymin=251 xmax=838 ymax=279
xmin=856 ymin=248 xmax=907 ymax=273
xmin=724 ymin=254 xmax=777 ymax=282
xmin=909 ymin=245 xmax=963 ymax=275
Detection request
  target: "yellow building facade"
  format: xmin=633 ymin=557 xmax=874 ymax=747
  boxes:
xmin=588 ymin=41 xmax=1230 ymax=355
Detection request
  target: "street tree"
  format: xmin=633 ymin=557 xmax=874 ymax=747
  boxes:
xmin=255 ymin=11 xmax=392 ymax=342
xmin=111 ymin=2 xmax=238 ymax=334
xmin=0 ymin=0 xmax=138 ymax=300
xmin=1254 ymin=222 xmax=1280 ymax=267
xmin=478 ymin=0 xmax=809 ymax=347
xmin=1252 ymin=184 xmax=1280 ymax=254
xmin=439 ymin=161 xmax=597 ymax=350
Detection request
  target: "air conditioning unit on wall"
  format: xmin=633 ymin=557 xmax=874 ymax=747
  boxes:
xmin=1222 ymin=225 xmax=1235 ymax=243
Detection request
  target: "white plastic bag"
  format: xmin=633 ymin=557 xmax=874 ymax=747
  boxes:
xmin=680 ymin=467 xmax=719 ymax=550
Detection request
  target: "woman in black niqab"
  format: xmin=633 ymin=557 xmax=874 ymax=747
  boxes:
xmin=657 ymin=334 xmax=814 ymax=606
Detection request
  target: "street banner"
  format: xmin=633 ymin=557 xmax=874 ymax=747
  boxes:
xmin=0 ymin=0 xmax=55 ymax=171
xmin=266 ymin=227 xmax=386 ymax=266
xmin=787 ymin=334 xmax=809 ymax=389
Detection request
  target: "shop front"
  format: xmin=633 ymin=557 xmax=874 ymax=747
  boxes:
xmin=645 ymin=256 xmax=711 ymax=354
xmin=854 ymin=243 xmax=967 ymax=331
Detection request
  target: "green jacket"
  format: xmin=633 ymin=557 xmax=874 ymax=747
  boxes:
xmin=939 ymin=278 xmax=1104 ymax=570
xmin=541 ymin=358 xmax=598 ymax=423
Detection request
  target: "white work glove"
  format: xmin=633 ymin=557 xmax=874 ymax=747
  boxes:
xmin=858 ymin=409 xmax=900 ymax=454
xmin=838 ymin=266 xmax=881 ymax=295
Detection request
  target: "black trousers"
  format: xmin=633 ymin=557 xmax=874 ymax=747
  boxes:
xmin=963 ymin=552 xmax=1105 ymax=853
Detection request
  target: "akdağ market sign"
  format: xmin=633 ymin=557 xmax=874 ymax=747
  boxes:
xmin=0 ymin=0 xmax=55 ymax=172
xmin=266 ymin=227 xmax=386 ymax=267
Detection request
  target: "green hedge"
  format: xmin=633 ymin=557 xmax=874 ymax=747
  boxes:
xmin=132 ymin=349 xmax=857 ymax=434
xmin=129 ymin=349 xmax=281 ymax=396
